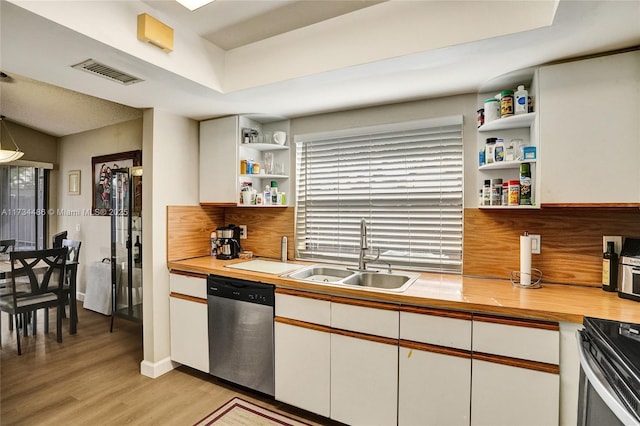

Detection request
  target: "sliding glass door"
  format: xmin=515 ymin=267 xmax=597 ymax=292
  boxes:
xmin=0 ymin=165 xmax=47 ymax=250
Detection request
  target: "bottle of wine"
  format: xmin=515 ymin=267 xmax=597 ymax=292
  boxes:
xmin=134 ymin=235 xmax=142 ymax=267
xmin=602 ymin=241 xmax=618 ymax=292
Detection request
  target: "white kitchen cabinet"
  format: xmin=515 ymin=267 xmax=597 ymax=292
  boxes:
xmin=169 ymin=272 xmax=209 ymax=372
xmin=274 ymin=290 xmax=331 ymax=417
xmin=538 ymin=50 xmax=640 ymax=205
xmin=471 ymin=358 xmax=559 ymax=426
xmin=199 ymin=115 xmax=291 ymax=206
xmin=398 ymin=307 xmax=472 ymax=426
xmin=330 ymin=299 xmax=399 ymax=425
xmin=274 ymin=321 xmax=330 ymax=417
xmin=471 ymin=315 xmax=560 ymax=426
xmin=331 ymin=332 xmax=398 ymax=426
xmin=199 ymin=116 xmax=239 ymax=204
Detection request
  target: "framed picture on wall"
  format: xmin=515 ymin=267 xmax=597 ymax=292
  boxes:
xmin=68 ymin=170 xmax=81 ymax=195
xmin=91 ymin=150 xmax=141 ymax=215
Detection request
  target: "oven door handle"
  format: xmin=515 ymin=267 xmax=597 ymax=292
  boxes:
xmin=576 ymin=330 xmax=640 ymax=426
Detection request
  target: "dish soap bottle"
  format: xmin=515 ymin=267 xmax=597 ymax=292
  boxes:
xmin=602 ymin=241 xmax=618 ymax=292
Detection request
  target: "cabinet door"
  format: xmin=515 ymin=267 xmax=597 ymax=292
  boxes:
xmin=199 ymin=116 xmax=239 ymax=203
xmin=399 ymin=345 xmax=470 ymax=426
xmin=274 ymin=321 xmax=330 ymax=417
xmin=471 ymin=358 xmax=559 ymax=426
xmin=538 ymin=50 xmax=640 ymax=204
xmin=169 ymin=295 xmax=209 ymax=372
xmin=330 ymin=332 xmax=398 ymax=426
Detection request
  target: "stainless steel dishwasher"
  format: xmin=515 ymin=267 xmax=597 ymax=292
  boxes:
xmin=207 ymin=274 xmax=275 ymax=396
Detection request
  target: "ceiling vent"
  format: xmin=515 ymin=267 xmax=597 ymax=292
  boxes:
xmin=71 ymin=59 xmax=143 ymax=86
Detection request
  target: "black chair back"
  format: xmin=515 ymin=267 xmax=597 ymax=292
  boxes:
xmin=2 ymin=247 xmax=68 ymax=354
xmin=0 ymin=239 xmax=15 ymax=254
xmin=62 ymin=239 xmax=82 ymax=263
xmin=52 ymin=231 xmax=68 ymax=248
xmin=10 ymin=248 xmax=68 ymax=297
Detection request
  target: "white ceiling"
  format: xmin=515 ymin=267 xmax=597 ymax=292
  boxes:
xmin=0 ymin=0 xmax=639 ymax=137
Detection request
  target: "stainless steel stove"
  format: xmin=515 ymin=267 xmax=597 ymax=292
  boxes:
xmin=577 ymin=317 xmax=640 ymax=426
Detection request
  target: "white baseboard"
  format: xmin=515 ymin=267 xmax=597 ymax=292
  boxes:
xmin=140 ymin=356 xmax=179 ymax=378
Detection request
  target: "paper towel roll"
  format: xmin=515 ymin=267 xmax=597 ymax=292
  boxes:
xmin=520 ymin=235 xmax=532 ymax=286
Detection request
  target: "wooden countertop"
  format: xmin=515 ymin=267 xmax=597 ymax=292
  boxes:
xmin=167 ymin=256 xmax=640 ymax=324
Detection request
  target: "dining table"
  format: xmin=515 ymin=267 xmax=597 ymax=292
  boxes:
xmin=0 ymin=258 xmax=78 ymax=334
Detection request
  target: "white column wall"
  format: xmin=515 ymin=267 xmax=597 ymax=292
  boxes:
xmin=140 ymin=108 xmax=199 ymax=378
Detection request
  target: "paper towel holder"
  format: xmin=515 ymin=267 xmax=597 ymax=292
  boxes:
xmin=511 ymin=230 xmax=543 ymax=288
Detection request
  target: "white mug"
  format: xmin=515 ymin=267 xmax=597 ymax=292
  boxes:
xmin=273 ymin=131 xmax=287 ymax=145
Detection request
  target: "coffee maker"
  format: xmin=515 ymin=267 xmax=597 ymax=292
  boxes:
xmin=213 ymin=224 xmax=242 ymax=260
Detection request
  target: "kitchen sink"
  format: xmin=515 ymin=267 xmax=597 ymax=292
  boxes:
xmin=283 ymin=264 xmax=419 ymax=292
xmin=342 ymin=271 xmax=419 ymax=291
xmin=287 ymin=266 xmax=355 ymax=283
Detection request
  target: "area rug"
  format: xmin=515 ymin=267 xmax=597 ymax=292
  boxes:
xmin=194 ymin=397 xmax=312 ymax=426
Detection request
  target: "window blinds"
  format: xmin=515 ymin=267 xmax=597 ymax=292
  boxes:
xmin=295 ymin=116 xmax=463 ymax=273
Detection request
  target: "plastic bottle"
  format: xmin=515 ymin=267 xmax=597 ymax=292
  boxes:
xmin=500 ymin=90 xmax=514 ymax=118
xmin=484 ymin=98 xmax=500 ymax=123
xmin=502 ymin=182 xmax=509 ymax=205
xmin=264 ymin=185 xmax=271 ymax=205
xmin=508 ymin=180 xmax=520 ymax=206
xmin=490 ymin=178 xmax=503 ymax=206
xmin=482 ymin=180 xmax=491 ymax=206
xmin=485 ymin=138 xmax=496 ymax=164
xmin=494 ymin=138 xmax=505 ymax=162
xmin=515 ymin=85 xmax=528 ymax=115
xmin=602 ymin=241 xmax=618 ymax=292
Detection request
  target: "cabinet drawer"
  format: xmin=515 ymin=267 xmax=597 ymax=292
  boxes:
xmin=400 ymin=306 xmax=471 ymax=350
xmin=331 ymin=297 xmax=399 ymax=339
xmin=169 ymin=271 xmax=207 ymax=299
xmin=473 ymin=315 xmax=559 ymax=364
xmin=275 ymin=291 xmax=331 ymax=326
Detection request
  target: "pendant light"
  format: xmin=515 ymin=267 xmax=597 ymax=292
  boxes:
xmin=0 ymin=116 xmax=24 ymax=163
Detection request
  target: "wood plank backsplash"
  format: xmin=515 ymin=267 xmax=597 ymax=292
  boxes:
xmin=463 ymin=208 xmax=640 ymax=286
xmin=167 ymin=205 xmax=294 ymax=262
xmin=224 ymin=207 xmax=295 ymax=260
xmin=168 ymin=204 xmax=640 ymax=286
xmin=167 ymin=205 xmax=224 ymax=261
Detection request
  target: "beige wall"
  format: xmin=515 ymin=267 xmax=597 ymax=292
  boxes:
xmin=290 ymin=94 xmax=479 ymax=206
xmin=56 ymin=118 xmax=143 ymax=293
xmin=5 ymin=120 xmax=58 ymax=163
xmin=141 ymin=108 xmax=199 ymax=377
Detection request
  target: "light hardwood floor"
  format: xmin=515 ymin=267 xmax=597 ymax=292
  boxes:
xmin=0 ymin=304 xmax=337 ymax=426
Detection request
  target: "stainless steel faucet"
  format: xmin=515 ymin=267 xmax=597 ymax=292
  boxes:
xmin=356 ymin=218 xmax=379 ymax=271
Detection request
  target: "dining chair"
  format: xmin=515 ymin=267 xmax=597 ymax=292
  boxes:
xmin=0 ymin=239 xmax=17 ymax=329
xmin=0 ymin=239 xmax=15 ymax=254
xmin=58 ymin=239 xmax=81 ymax=331
xmin=0 ymin=247 xmax=67 ymax=355
xmin=52 ymin=231 xmax=68 ymax=248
